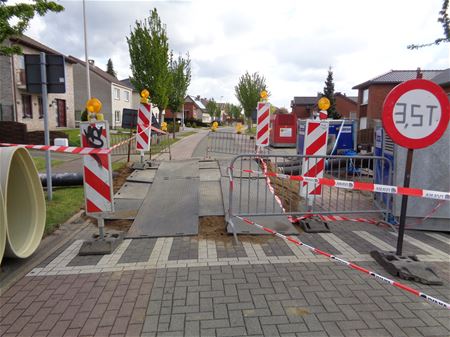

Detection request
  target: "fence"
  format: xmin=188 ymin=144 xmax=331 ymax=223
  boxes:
xmin=207 ymin=131 xmax=270 ymax=157
xmin=110 ymin=132 xmax=171 ymax=160
xmin=227 ymin=154 xmax=393 ymax=221
xmin=0 ymin=104 xmax=15 ymax=122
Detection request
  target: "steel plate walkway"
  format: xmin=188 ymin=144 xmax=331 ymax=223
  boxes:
xmin=128 ymin=160 xmax=199 ymax=237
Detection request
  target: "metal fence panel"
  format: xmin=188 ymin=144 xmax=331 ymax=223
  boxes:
xmin=207 ymin=131 xmax=270 ymax=156
xmin=228 ymin=154 xmax=393 ymax=220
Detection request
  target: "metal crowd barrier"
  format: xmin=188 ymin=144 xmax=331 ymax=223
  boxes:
xmin=110 ymin=132 xmax=171 ymax=160
xmin=227 ymin=154 xmax=393 ymax=220
xmin=206 ymin=131 xmax=270 ymax=157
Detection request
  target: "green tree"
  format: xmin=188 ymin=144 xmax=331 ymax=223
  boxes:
xmin=234 ymin=71 xmax=268 ymax=127
xmin=0 ymin=0 xmax=64 ymax=55
xmin=106 ymin=58 xmax=116 ymax=77
xmin=127 ymin=8 xmax=171 ymax=122
xmin=408 ymin=0 xmax=449 ymax=49
xmin=206 ymin=98 xmax=219 ymax=121
xmin=168 ymin=52 xmax=191 ymax=138
xmin=229 ymin=104 xmax=242 ymax=120
xmin=320 ymin=67 xmax=341 ymax=119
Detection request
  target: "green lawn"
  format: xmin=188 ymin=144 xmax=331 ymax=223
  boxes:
xmin=33 ymin=157 xmax=64 ymax=171
xmin=63 ymin=129 xmax=81 ymax=147
xmin=45 ymin=187 xmax=84 ymax=234
xmin=246 ymin=126 xmax=256 ymax=135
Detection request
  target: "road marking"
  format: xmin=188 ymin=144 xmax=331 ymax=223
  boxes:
xmin=426 ymin=233 xmax=450 ymax=246
xmin=319 ymin=233 xmax=359 ymax=256
xmin=391 ymin=232 xmax=449 ymax=258
xmin=97 ymin=239 xmax=132 ymax=265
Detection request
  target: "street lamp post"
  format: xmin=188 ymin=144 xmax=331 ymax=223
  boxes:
xmin=82 ymin=0 xmax=91 ymax=100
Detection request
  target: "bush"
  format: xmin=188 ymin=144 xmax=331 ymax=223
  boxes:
xmin=167 ymin=122 xmax=180 ymax=133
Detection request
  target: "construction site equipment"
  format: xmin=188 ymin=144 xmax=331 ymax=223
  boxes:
xmin=0 ymin=147 xmax=45 ymax=260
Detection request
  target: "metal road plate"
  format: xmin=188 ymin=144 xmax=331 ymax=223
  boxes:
xmin=102 ymin=199 xmax=143 ymax=220
xmin=128 ymin=178 xmax=199 ymax=237
xmin=157 ymin=160 xmax=199 ymax=179
xmin=199 ymin=181 xmax=224 ymax=216
xmin=199 ymin=160 xmax=219 ymax=169
xmin=114 ymin=182 xmax=151 ymax=200
xmin=127 ymin=169 xmax=157 ymax=183
xmin=200 ymin=169 xmax=221 ymax=182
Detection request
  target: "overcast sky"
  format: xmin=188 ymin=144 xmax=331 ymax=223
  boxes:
xmin=22 ymin=0 xmax=449 ymax=107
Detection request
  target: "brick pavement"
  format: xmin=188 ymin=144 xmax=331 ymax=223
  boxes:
xmin=1 ymin=220 xmax=449 ymax=337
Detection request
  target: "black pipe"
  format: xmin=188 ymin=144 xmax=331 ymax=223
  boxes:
xmin=39 ymin=173 xmax=83 ymax=187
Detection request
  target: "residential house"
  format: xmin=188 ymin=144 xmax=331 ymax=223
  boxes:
xmin=352 ymin=69 xmax=448 ymax=129
xmin=291 ymin=93 xmax=357 ymax=120
xmin=0 ymin=35 xmax=75 ymax=129
xmin=69 ymin=56 xmax=134 ymax=129
xmin=184 ymin=95 xmax=210 ymax=123
xmin=290 ymin=96 xmax=318 ymax=119
xmin=119 ymin=78 xmax=140 ymax=108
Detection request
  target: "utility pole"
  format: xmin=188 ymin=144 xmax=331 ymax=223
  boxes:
xmin=82 ymin=0 xmax=91 ymax=99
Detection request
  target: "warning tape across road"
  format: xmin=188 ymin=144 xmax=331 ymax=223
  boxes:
xmin=241 ymin=169 xmax=450 ymax=201
xmin=235 ymin=215 xmax=450 ymax=310
xmin=0 ymin=125 xmax=168 ymax=155
xmin=0 ymin=143 xmax=111 ymax=155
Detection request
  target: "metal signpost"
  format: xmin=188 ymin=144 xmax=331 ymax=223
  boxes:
xmin=24 ymin=53 xmax=66 ymax=201
xmin=381 ymin=76 xmax=450 ymax=256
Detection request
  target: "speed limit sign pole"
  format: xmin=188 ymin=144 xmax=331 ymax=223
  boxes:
xmin=382 ymin=70 xmax=450 ymax=256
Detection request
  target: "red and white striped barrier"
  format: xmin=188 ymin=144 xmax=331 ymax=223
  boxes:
xmin=293 ymin=214 xmax=378 ymax=225
xmin=80 ymin=122 xmax=114 ymax=214
xmin=256 ymin=102 xmax=270 ymax=147
xmin=0 ymin=143 xmax=110 ymax=155
xmin=241 ymin=169 xmax=450 ymax=201
xmin=300 ymin=120 xmax=328 ymax=198
xmin=136 ymin=102 xmax=152 ymax=151
xmin=236 ymin=215 xmax=450 ymax=310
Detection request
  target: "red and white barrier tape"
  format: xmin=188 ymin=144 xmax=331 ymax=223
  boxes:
xmin=241 ymin=169 xmax=450 ymax=201
xmin=235 ymin=215 xmax=450 ymax=310
xmin=0 ymin=143 xmax=110 ymax=155
xmin=293 ymin=214 xmax=378 ymax=225
xmin=0 ymin=125 xmax=167 ymax=155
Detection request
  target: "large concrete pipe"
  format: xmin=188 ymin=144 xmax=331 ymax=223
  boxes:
xmin=0 ymin=147 xmax=46 ymax=259
xmin=0 ymin=189 xmax=6 ymax=263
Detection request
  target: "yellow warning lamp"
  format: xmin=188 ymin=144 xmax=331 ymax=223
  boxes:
xmin=85 ymin=98 xmax=104 ymax=121
xmin=161 ymin=121 xmax=168 ymax=132
xmin=141 ymin=89 xmax=150 ymax=103
xmin=235 ymin=123 xmax=243 ymax=134
xmin=86 ymin=97 xmax=102 ymax=113
xmin=318 ymin=97 xmax=330 ymax=111
xmin=211 ymin=121 xmax=218 ymax=132
xmin=260 ymin=90 xmax=268 ymax=101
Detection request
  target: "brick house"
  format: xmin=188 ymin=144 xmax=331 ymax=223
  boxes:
xmin=0 ymin=35 xmax=76 ymax=129
xmin=290 ymin=93 xmax=357 ymax=119
xmin=352 ymin=69 xmax=448 ymax=129
xmin=165 ymin=95 xmax=211 ymax=123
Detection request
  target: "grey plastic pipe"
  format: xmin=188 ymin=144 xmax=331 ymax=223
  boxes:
xmin=0 ymin=147 xmax=46 ymax=259
xmin=0 ymin=189 xmax=6 ymax=263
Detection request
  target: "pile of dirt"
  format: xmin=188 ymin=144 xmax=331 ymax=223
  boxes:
xmin=113 ymin=163 xmax=133 ymax=193
xmin=198 ymin=216 xmax=272 ymax=243
xmin=266 ymin=162 xmax=303 ymax=212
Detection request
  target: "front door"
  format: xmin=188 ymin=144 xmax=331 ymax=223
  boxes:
xmin=56 ymin=99 xmax=67 ymax=127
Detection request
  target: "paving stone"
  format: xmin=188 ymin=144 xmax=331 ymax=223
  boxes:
xmin=216 ymin=326 xmax=247 ymax=337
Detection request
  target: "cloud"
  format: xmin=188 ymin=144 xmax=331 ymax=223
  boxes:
xmin=21 ymin=0 xmax=449 ymax=107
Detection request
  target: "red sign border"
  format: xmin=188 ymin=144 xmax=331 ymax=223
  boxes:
xmin=382 ymin=79 xmax=450 ymax=149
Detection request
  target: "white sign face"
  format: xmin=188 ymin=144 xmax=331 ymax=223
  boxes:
xmin=393 ymin=89 xmax=441 ymax=139
xmin=279 ymin=128 xmax=292 ymax=137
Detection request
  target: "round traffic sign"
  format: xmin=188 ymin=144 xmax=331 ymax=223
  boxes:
xmin=382 ymin=79 xmax=449 ymax=149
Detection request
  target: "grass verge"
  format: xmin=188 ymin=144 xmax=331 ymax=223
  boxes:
xmin=63 ymin=129 xmax=81 ymax=147
xmin=33 ymin=157 xmax=64 ymax=171
xmin=45 ymin=187 xmax=84 ymax=235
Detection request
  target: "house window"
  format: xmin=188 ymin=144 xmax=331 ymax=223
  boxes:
xmin=114 ymin=88 xmax=120 ymax=100
xmin=17 ymin=55 xmax=25 ymax=70
xmin=114 ymin=110 xmax=121 ymax=124
xmin=362 ymin=89 xmax=369 ymax=105
xmin=38 ymin=97 xmax=43 ymax=118
xmin=22 ymin=94 xmax=32 ymax=118
xmin=123 ymin=91 xmax=130 ymax=102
